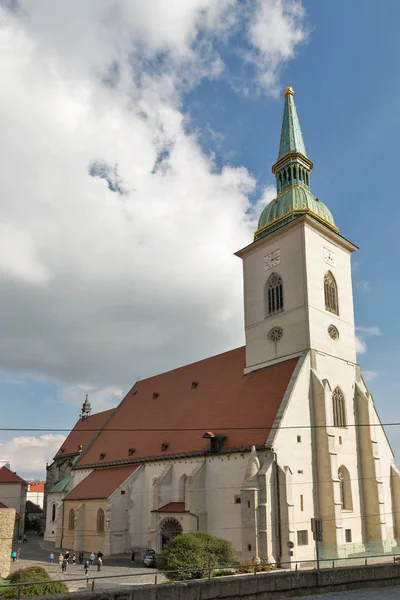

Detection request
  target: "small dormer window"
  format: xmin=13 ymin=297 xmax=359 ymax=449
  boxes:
xmin=153 ymin=392 xmax=159 ymax=399
xmin=128 ymin=448 xmax=136 ymax=456
xmin=202 ymin=431 xmax=227 ymax=453
xmin=99 ymin=453 xmax=106 ymax=460
xmin=191 ymin=381 xmax=198 ymax=389
xmin=161 ymin=443 xmax=169 ymax=452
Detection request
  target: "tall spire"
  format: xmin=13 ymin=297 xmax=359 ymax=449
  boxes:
xmin=253 ymin=87 xmax=337 ymax=242
xmin=80 ymin=394 xmax=91 ymax=419
xmin=272 ymin=87 xmax=313 ymax=196
xmin=278 ymin=87 xmax=307 ymax=159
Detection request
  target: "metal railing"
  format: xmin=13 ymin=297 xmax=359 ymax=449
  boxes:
xmin=1 ymin=552 xmax=400 ymax=598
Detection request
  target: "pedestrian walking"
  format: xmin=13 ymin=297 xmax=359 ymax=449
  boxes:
xmin=89 ymin=552 xmax=95 ymax=565
xmin=49 ymin=552 xmax=54 ymax=565
xmin=61 ymin=558 xmax=68 ymax=573
xmin=84 ymin=560 xmax=89 ymax=575
xmin=78 ymin=551 xmax=84 ymax=564
xmin=97 ymin=557 xmax=103 ymax=572
xmin=72 ymin=553 xmax=76 ymax=565
xmin=131 ymin=550 xmax=135 ymax=562
xmin=64 ymin=550 xmax=70 ymax=562
xmin=58 ymin=553 xmax=63 ymax=567
xmin=16 ymin=548 xmax=21 ymax=561
xmin=11 ymin=551 xmax=17 ymax=562
xmin=22 ymin=534 xmax=27 ymax=543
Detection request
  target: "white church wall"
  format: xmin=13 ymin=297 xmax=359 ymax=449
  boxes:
xmin=204 ymin=454 xmax=248 ymax=553
xmin=241 ymin=222 xmax=308 ymax=370
xmin=270 ymin=353 xmax=316 ymax=563
xmin=366 ymin=391 xmax=396 ymax=548
xmin=304 ymin=224 xmax=356 ymax=364
xmin=314 ymin=353 xmax=363 ymax=553
xmin=44 ymin=492 xmax=64 ymax=543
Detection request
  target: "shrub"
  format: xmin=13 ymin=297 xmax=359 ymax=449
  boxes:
xmin=0 ymin=566 xmax=68 ymax=598
xmin=237 ymin=559 xmax=273 ymax=574
xmin=158 ymin=532 xmax=237 ymax=581
xmin=212 ymin=569 xmax=235 ymax=577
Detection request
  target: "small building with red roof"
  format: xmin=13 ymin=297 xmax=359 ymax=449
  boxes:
xmin=0 ymin=466 xmax=27 ymax=539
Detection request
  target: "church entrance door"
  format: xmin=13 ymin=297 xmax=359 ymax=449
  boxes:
xmin=159 ymin=518 xmax=182 ymax=549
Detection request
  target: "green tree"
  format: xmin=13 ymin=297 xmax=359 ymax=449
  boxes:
xmin=157 ymin=532 xmax=237 ymax=581
xmin=0 ymin=566 xmax=68 ymax=598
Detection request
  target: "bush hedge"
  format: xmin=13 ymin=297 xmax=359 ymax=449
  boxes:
xmin=157 ymin=531 xmax=237 ymax=581
xmin=0 ymin=566 xmax=68 ymax=598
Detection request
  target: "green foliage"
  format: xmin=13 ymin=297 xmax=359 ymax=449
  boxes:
xmin=212 ymin=569 xmax=235 ymax=577
xmin=158 ymin=531 xmax=237 ymax=581
xmin=0 ymin=566 xmax=68 ymax=598
xmin=237 ymin=559 xmax=274 ymax=574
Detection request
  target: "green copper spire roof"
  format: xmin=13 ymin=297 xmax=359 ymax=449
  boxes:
xmin=278 ymin=87 xmax=307 ymax=159
xmin=254 ymin=87 xmax=337 ymax=241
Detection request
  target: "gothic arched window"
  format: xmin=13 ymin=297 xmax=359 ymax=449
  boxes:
xmin=333 ymin=386 xmax=346 ymax=427
xmin=324 ymin=271 xmax=339 ymax=315
xmin=68 ymin=508 xmax=75 ymax=531
xmin=97 ymin=508 xmax=105 ymax=533
xmin=265 ymin=273 xmax=284 ymax=317
xmin=338 ymin=466 xmax=352 ymax=510
xmin=51 ymin=503 xmax=56 ymax=522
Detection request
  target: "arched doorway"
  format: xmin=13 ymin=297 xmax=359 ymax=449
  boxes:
xmin=159 ymin=518 xmax=182 ymax=549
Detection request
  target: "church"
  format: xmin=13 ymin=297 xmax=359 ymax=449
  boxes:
xmin=44 ymin=88 xmax=400 ymax=565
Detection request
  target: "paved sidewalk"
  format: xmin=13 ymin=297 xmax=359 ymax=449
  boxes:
xmin=10 ymin=537 xmax=166 ymax=592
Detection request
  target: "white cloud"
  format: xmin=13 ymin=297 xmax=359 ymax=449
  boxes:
xmin=355 ymin=336 xmax=367 ymax=355
xmin=356 ymin=280 xmax=371 ymax=293
xmin=0 ymin=434 xmax=65 ymax=478
xmin=247 ymin=0 xmax=309 ymax=92
xmin=355 ymin=326 xmax=382 ymax=356
xmin=0 ymin=1 xmax=307 ymax=394
xmin=356 ymin=326 xmax=382 ymax=337
xmin=56 ymin=385 xmax=123 ymax=411
xmin=363 ymin=370 xmax=379 ymax=383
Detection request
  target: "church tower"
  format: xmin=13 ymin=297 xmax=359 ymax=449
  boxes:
xmin=236 ymin=87 xmax=357 ymax=373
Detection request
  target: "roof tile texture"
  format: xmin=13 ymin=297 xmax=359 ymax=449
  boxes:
xmin=55 ymin=409 xmax=114 ymax=458
xmin=65 ymin=465 xmax=137 ymax=500
xmin=0 ymin=466 xmax=25 ymax=484
xmin=76 ymin=347 xmax=298 ymax=467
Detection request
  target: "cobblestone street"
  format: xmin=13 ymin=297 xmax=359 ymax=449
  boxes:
xmin=9 ymin=537 xmax=166 ymax=592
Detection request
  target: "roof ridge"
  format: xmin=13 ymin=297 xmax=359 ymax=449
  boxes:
xmin=132 ymin=346 xmax=245 ymax=386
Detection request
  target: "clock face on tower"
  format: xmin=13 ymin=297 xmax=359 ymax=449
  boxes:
xmin=264 ymin=249 xmax=281 ymax=270
xmin=323 ymin=247 xmax=335 ymax=267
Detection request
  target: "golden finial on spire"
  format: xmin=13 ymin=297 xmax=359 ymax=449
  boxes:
xmin=284 ymin=87 xmax=294 ymax=97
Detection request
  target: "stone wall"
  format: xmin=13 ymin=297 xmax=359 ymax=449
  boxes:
xmin=32 ymin=562 xmax=400 ymax=600
xmin=0 ymin=507 xmax=16 ymax=578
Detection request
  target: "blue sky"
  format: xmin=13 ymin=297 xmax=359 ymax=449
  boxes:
xmin=0 ymin=0 xmax=399 ymax=477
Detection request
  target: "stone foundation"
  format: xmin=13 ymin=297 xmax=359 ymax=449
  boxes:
xmin=0 ymin=508 xmax=16 ymax=578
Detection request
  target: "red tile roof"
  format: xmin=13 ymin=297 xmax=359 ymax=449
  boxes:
xmin=64 ymin=465 xmax=138 ymax=500
xmin=28 ymin=482 xmax=45 ymax=493
xmin=0 ymin=466 xmax=26 ymax=484
xmin=76 ymin=347 xmax=298 ymax=467
xmin=154 ymin=503 xmax=187 ymax=513
xmin=55 ymin=409 xmax=115 ymax=458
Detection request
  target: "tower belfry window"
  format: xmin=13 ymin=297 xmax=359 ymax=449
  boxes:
xmin=333 ymin=386 xmax=346 ymax=428
xmin=324 ymin=271 xmax=339 ymax=315
xmin=265 ymin=273 xmax=284 ymax=317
